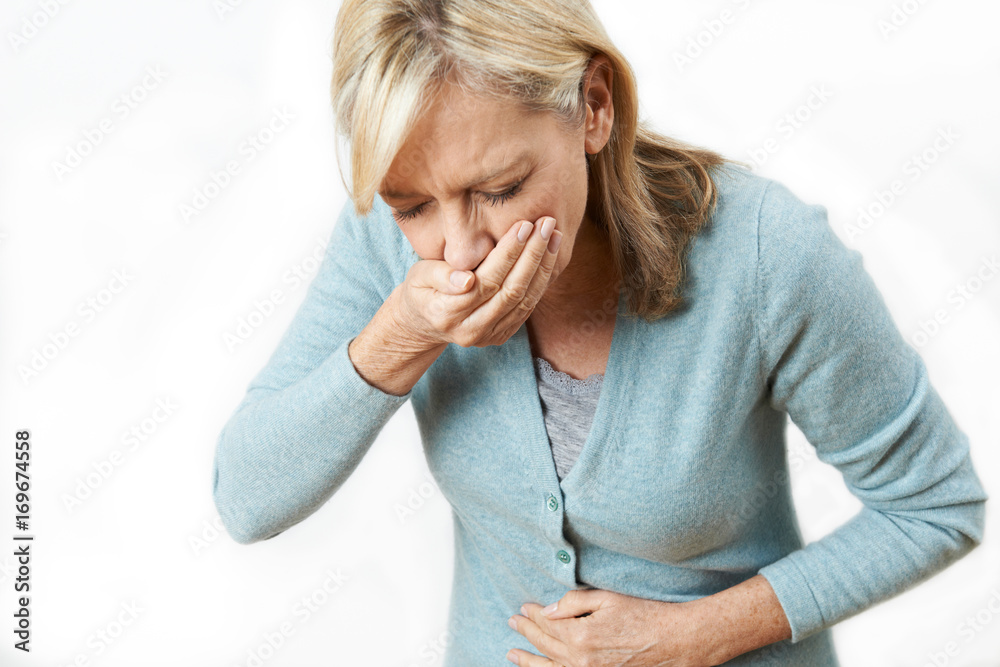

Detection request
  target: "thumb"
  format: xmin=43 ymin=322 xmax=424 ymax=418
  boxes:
xmin=448 ymin=269 xmax=474 ymax=292
xmin=540 ymin=587 xmax=606 ymax=620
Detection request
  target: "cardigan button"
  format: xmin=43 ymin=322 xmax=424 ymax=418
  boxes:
xmin=547 ymin=495 xmax=559 ymax=511
xmin=557 ymin=550 xmax=571 ymax=564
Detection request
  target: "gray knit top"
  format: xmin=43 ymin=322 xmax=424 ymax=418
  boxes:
xmin=532 ymin=356 xmax=604 ymax=481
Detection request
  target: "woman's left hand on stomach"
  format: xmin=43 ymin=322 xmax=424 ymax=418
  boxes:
xmin=506 ymin=588 xmax=718 ymax=667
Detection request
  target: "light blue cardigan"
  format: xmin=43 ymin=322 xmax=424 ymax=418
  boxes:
xmin=212 ymin=163 xmax=988 ymax=665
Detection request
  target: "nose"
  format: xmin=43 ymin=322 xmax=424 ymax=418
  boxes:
xmin=440 ymin=204 xmax=495 ymax=272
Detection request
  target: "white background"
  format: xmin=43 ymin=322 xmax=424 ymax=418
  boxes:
xmin=1 ymin=0 xmax=998 ymax=665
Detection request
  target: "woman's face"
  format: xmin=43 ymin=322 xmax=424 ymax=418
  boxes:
xmin=378 ymin=58 xmax=612 ymax=291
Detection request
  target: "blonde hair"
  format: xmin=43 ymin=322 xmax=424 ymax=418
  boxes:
xmin=330 ymin=0 xmax=748 ymax=320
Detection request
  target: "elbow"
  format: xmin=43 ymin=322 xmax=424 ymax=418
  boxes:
xmin=213 ymin=481 xmax=257 ymax=545
xmin=963 ymin=495 xmax=988 ymax=550
xmin=213 ymin=486 xmax=278 ymax=545
xmin=222 ymin=521 xmax=264 ymax=546
xmin=212 ymin=457 xmax=278 ymax=546
xmin=211 ymin=416 xmax=284 ymax=546
xmin=889 ymin=493 xmax=988 ymax=569
xmin=936 ymin=495 xmax=988 ymax=563
xmin=955 ymin=484 xmax=988 ymax=550
xmin=927 ymin=456 xmax=990 ymax=558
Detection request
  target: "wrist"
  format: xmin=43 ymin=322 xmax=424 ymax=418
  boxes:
xmin=676 ymin=596 xmax=734 ymax=666
xmin=675 ymin=575 xmax=791 ymax=666
xmin=382 ymin=284 xmax=443 ymax=353
xmin=347 ymin=290 xmax=446 ymax=397
xmin=644 ymin=597 xmax=727 ymax=667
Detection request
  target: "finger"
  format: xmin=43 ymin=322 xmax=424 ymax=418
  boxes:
xmin=467 ymin=216 xmax=555 ymax=332
xmin=509 ymin=612 xmax=569 ymax=665
xmin=538 ymin=588 xmax=607 ymax=620
xmin=469 ymin=218 xmax=535 ymax=300
xmin=408 ymin=258 xmax=476 ymax=295
xmin=506 ymin=648 xmax=561 ymax=667
xmin=489 ymin=227 xmax=561 ymax=336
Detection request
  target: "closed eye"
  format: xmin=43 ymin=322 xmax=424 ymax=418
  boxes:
xmin=390 ymin=178 xmax=526 ymax=224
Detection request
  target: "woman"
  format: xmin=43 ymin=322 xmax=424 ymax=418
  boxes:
xmin=212 ymin=1 xmax=988 ymax=665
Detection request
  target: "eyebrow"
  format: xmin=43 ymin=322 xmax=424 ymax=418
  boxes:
xmin=381 ymin=152 xmax=531 ymax=200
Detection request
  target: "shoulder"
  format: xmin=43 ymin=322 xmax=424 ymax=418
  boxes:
xmin=707 ymin=162 xmax=771 ymax=218
xmin=706 ymin=164 xmax=841 ymax=277
xmin=708 ymin=163 xmax=825 ymax=239
xmin=681 ymin=164 xmax=791 ymax=281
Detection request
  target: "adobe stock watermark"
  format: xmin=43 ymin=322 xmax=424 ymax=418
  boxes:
xmin=0 ymin=555 xmax=19 ymax=587
xmin=561 ymin=277 xmax=622 ymax=350
xmin=395 ymin=471 xmax=442 ymax=525
xmin=224 ymin=234 xmax=329 ymax=352
xmin=56 ymin=600 xmax=143 ymax=667
xmin=878 ymin=0 xmax=931 ymax=40
xmin=7 ymin=0 xmax=72 ymax=54
xmin=673 ymin=0 xmax=754 ymax=73
xmin=189 ymin=514 xmax=227 ymax=557
xmin=910 ymin=254 xmax=999 ymax=349
xmin=61 ymin=397 xmax=179 ymax=512
xmin=843 ymin=126 xmax=959 ymax=242
xmin=17 ymin=268 xmax=135 ymax=385
xmin=746 ymin=85 xmax=834 ymax=169
xmin=214 ymin=0 xmax=250 ymax=20
xmin=232 ymin=566 xmax=351 ymax=667
xmin=922 ymin=588 xmax=1000 ymax=667
xmin=722 ymin=436 xmax=811 ymax=532
xmin=403 ymin=627 xmax=455 ymax=667
xmin=178 ymin=106 xmax=295 ymax=225
xmin=52 ymin=65 xmax=168 ymax=182
xmin=719 ymin=432 xmax=828 ymax=536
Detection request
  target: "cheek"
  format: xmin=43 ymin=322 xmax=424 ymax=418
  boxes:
xmin=399 ymin=225 xmax=436 ymax=260
xmin=522 ymin=157 xmax=587 ymax=222
xmin=511 ymin=180 xmax=572 ymax=226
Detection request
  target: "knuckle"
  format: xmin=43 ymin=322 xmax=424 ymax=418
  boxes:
xmin=513 ymin=295 xmax=535 ymax=316
xmin=500 ymin=282 xmax=527 ymax=305
xmin=428 ymin=295 xmax=447 ymax=318
xmin=569 ymin=625 xmax=592 ymax=651
xmin=452 ymin=329 xmax=476 ymax=348
xmin=477 ymin=273 xmax=503 ymax=296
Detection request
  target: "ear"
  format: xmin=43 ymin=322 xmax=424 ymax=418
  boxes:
xmin=582 ymin=53 xmax=614 ymax=156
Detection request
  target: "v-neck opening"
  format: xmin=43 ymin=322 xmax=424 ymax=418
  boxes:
xmin=508 ymin=285 xmax=636 ymax=499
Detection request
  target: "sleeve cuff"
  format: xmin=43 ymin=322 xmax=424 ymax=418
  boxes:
xmin=328 ymin=335 xmax=415 ymax=409
xmin=758 ymin=556 xmax=827 ymax=643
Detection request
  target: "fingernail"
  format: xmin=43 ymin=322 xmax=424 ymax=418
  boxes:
xmin=541 ymin=602 xmax=558 ymax=616
xmin=517 ymin=221 xmax=533 ymax=243
xmin=547 ymin=230 xmax=562 ymax=254
xmin=506 ymin=650 xmax=519 ymax=664
xmin=508 ymin=616 xmax=517 ymax=630
xmin=539 ymin=217 xmax=555 ymax=240
xmin=450 ymin=270 xmax=471 ymax=288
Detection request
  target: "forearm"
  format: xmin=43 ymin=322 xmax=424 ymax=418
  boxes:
xmin=215 ymin=330 xmax=417 ymax=543
xmin=689 ymin=574 xmax=791 ymax=665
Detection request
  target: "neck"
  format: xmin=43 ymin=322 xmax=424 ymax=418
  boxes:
xmin=530 ymin=211 xmax=620 ymax=327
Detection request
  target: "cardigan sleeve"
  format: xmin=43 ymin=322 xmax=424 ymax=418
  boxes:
xmin=752 ymin=179 xmax=989 ymax=643
xmin=212 ymin=199 xmax=415 ymax=544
